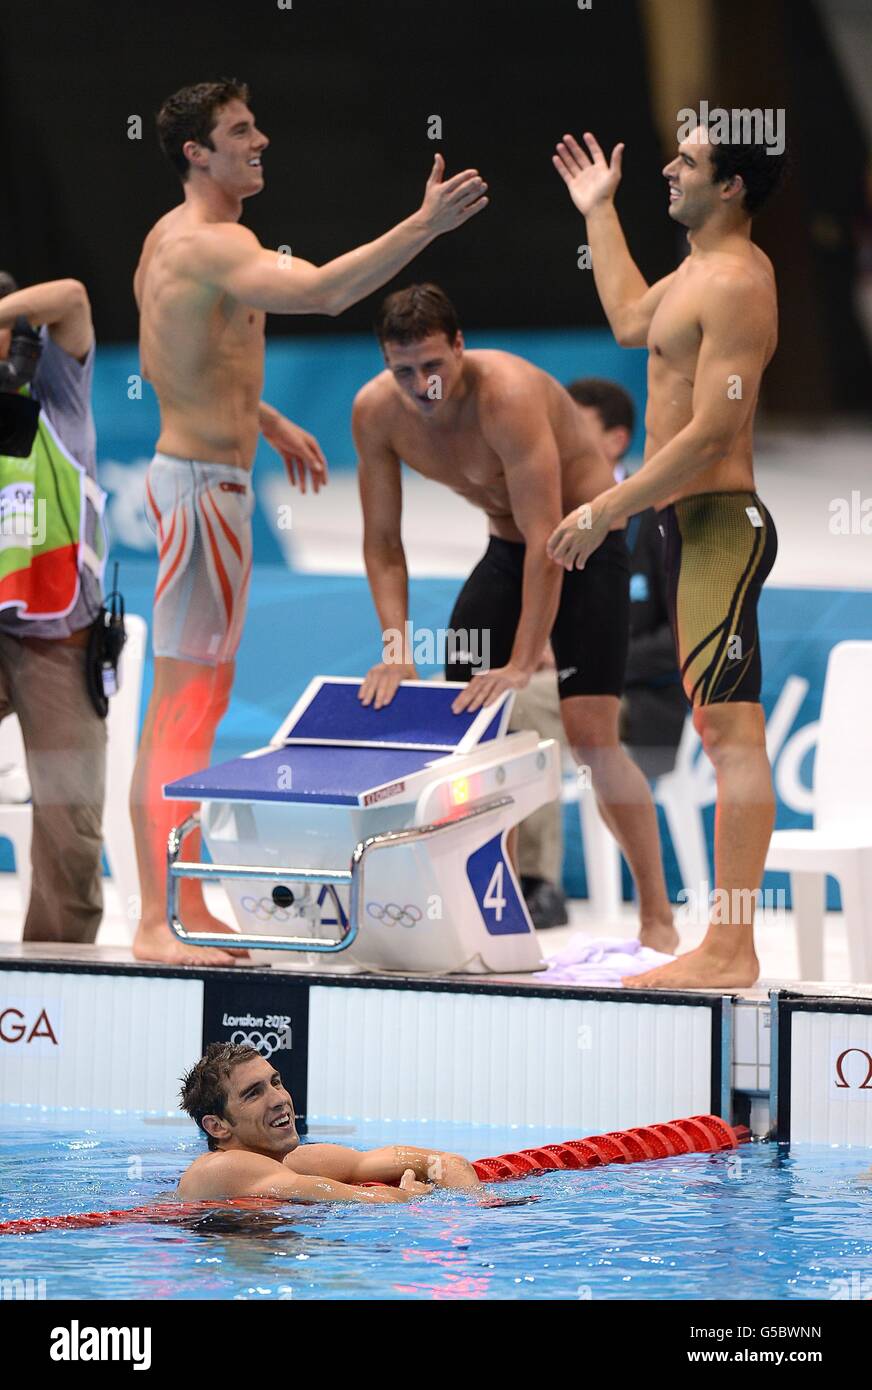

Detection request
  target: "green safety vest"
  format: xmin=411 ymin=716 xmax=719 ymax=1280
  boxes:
xmin=0 ymin=390 xmax=107 ymax=621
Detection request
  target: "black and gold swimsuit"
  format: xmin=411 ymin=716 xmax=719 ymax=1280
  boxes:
xmin=660 ymin=491 xmax=778 ymax=707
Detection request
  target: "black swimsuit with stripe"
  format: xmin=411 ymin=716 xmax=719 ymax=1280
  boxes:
xmin=660 ymin=491 xmax=777 ymax=706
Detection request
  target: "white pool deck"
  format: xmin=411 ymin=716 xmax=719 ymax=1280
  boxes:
xmin=1 ymin=878 xmax=870 ymax=1004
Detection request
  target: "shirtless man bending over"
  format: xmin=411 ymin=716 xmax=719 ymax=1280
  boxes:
xmin=548 ymin=123 xmax=786 ymax=989
xmin=131 ymin=79 xmax=487 ymax=965
xmin=355 ymin=284 xmax=677 ymax=954
xmin=178 ymin=1043 xmax=481 ymax=1203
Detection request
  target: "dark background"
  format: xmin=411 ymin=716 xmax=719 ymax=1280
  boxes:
xmin=1 ymin=0 xmax=870 ymax=411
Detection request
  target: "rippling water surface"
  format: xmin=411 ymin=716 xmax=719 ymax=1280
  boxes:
xmin=1 ymin=1111 xmax=871 ymax=1300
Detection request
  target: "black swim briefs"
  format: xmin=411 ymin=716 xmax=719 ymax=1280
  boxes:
xmin=444 ymin=530 xmax=630 ymax=699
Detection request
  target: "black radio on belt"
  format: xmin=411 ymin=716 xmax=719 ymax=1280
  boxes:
xmin=0 ymin=316 xmax=42 ymax=457
xmin=87 ymin=563 xmax=128 ymax=720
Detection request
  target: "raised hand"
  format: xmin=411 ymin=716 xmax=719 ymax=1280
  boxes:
xmin=418 ymin=153 xmax=488 ymax=236
xmin=552 ymin=131 xmax=624 ymax=216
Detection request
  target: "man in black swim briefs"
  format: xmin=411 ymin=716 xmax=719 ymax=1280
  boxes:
xmin=354 ymin=283 xmax=677 ymax=954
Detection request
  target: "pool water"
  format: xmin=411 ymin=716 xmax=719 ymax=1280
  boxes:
xmin=1 ymin=1111 xmax=871 ymax=1301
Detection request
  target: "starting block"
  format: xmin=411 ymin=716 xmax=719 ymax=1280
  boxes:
xmin=164 ymin=677 xmax=560 ymax=974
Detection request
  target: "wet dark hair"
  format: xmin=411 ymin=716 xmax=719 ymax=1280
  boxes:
xmin=0 ymin=271 xmax=18 ymax=300
xmin=375 ymin=283 xmax=460 ymax=347
xmin=179 ymin=1041 xmax=261 ymax=1150
xmin=156 ymin=78 xmax=251 ymax=182
xmin=567 ymin=377 xmax=635 ymax=436
xmin=706 ymin=124 xmax=787 ymax=215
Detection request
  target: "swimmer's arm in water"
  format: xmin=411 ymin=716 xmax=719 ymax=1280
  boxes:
xmin=0 ymin=278 xmax=93 ymax=361
xmin=354 ymin=389 xmax=417 ymax=708
xmin=286 ymin=1143 xmax=482 ymax=1192
xmin=196 ymin=156 xmax=487 ymax=318
xmin=185 ymin=1151 xmax=430 ymax=1204
xmin=548 ymin=274 xmax=770 ymax=567
xmin=453 ymin=383 xmax=563 ymax=712
xmin=552 ymin=131 xmax=676 ymax=347
xmin=258 ymin=401 xmax=329 ymax=495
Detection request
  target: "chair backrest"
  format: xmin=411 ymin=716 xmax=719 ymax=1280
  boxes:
xmin=0 ymin=714 xmax=27 ymax=788
xmin=106 ymin=613 xmax=147 ymax=779
xmin=815 ymin=641 xmax=872 ymax=830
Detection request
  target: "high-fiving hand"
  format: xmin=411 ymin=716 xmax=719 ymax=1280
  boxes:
xmin=552 ymin=131 xmax=624 ymax=216
xmin=418 ymin=153 xmax=489 ymax=235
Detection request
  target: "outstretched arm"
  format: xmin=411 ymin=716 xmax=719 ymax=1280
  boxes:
xmin=0 ymin=278 xmax=93 ymax=360
xmin=203 ymin=154 xmax=487 ymax=317
xmin=553 ymin=132 xmax=675 ymax=346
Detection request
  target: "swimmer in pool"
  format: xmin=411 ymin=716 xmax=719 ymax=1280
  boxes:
xmin=177 ymin=1043 xmax=482 ymax=1203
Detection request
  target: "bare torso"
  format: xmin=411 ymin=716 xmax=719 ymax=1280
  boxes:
xmin=362 ymin=350 xmax=614 ymax=542
xmin=645 ymin=244 xmax=777 ymax=504
xmin=134 ymin=206 xmax=265 ymax=467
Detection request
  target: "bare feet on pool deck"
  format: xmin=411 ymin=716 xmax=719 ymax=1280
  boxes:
xmin=623 ymin=942 xmax=759 ymax=991
xmin=133 ymin=917 xmax=251 ymax=967
xmin=638 ymin=919 xmax=680 ymax=955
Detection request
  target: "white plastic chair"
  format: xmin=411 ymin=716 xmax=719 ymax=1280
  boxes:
xmin=0 ymin=613 xmax=147 ymax=934
xmin=0 ymin=717 xmax=32 ymax=908
xmin=653 ymin=717 xmax=714 ymax=904
xmin=577 ymin=775 xmax=623 ymax=920
xmin=765 ymin=641 xmax=872 ymax=982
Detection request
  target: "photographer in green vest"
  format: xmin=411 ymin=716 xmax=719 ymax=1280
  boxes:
xmin=0 ymin=271 xmax=108 ymax=942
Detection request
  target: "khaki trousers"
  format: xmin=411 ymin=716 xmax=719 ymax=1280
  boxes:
xmin=0 ymin=631 xmax=106 ymax=943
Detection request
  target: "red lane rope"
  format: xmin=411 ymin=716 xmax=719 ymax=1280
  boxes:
xmin=470 ymin=1113 xmax=746 ymax=1181
xmin=0 ymin=1114 xmax=748 ymax=1235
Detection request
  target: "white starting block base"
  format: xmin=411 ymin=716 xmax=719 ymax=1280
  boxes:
xmin=166 ymin=679 xmax=561 ymax=975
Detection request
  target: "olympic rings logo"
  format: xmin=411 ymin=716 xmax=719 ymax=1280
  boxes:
xmin=366 ymin=901 xmax=423 ymax=929
xmin=229 ymin=1029 xmax=289 ymax=1059
xmin=241 ymin=895 xmax=291 ymax=924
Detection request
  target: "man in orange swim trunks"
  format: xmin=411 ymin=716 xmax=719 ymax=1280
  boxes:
xmin=131 ymin=78 xmax=487 ymax=965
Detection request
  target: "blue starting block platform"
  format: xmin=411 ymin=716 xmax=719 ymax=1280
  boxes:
xmin=166 ymin=678 xmax=510 ymax=808
xmin=165 ymin=677 xmax=560 ymax=975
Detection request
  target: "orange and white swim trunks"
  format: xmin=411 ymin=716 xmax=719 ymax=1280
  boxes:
xmin=144 ymin=453 xmax=254 ymax=665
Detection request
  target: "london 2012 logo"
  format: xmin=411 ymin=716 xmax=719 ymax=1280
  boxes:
xmin=221 ymin=1012 xmax=292 ymax=1059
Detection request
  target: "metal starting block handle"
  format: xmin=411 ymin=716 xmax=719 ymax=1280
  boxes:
xmin=166 ymin=795 xmax=514 ymax=953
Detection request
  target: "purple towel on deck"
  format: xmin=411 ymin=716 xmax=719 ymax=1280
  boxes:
xmin=535 ymin=935 xmax=675 ymax=986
